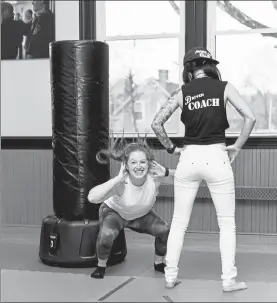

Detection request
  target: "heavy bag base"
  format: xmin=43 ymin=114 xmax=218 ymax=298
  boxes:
xmin=39 ymin=215 xmax=127 ymax=268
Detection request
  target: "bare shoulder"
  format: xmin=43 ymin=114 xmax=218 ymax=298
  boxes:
xmin=171 ymin=87 xmax=183 ymax=108
xmin=224 ymin=82 xmax=239 ymax=100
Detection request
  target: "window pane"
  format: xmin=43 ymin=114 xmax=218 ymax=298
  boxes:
xmin=134 ymin=102 xmax=142 ymax=112
xmin=108 ymin=38 xmax=181 ymax=134
xmin=134 ymin=102 xmax=143 ymax=121
xmin=216 ymin=33 xmax=277 ymax=133
xmin=135 ymin=112 xmax=143 ymax=121
xmin=216 ymin=1 xmax=277 ymax=32
xmin=105 ymin=1 xmax=180 ymax=36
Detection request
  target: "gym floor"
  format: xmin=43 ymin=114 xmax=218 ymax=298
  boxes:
xmin=1 ymin=226 xmax=276 ymax=302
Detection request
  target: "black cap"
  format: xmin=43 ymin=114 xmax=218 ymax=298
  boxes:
xmin=183 ymin=47 xmax=219 ymax=65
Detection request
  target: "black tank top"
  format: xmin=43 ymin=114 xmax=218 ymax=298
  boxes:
xmin=181 ymin=77 xmax=229 ymax=145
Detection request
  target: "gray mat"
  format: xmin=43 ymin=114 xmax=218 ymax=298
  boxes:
xmin=1 ymin=270 xmax=277 ymax=302
xmin=1 ymin=269 xmax=129 ymax=302
xmin=105 ymin=276 xmax=277 ymax=302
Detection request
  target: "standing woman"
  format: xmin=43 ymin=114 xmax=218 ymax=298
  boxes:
xmin=151 ymin=47 xmax=256 ymax=291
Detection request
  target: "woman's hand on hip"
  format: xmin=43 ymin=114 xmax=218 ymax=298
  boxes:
xmin=173 ymin=147 xmax=183 ymax=155
xmin=223 ymin=145 xmax=241 ymax=163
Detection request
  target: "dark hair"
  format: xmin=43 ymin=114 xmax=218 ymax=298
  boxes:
xmin=96 ymin=133 xmax=155 ymax=165
xmin=26 ymin=9 xmax=33 ymax=15
xmin=182 ymin=58 xmax=222 ymax=84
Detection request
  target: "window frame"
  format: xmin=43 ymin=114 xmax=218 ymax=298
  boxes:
xmin=207 ymin=1 xmax=277 ymax=138
xmin=95 ymin=0 xmax=185 ymax=138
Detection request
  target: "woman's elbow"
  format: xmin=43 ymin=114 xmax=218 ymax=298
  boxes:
xmin=246 ymin=114 xmax=256 ymax=123
xmin=87 ymin=192 xmax=100 ymax=204
xmin=151 ymin=121 xmax=160 ymax=132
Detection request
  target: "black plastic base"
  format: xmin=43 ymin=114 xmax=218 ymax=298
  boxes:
xmin=39 ymin=215 xmax=127 ymax=268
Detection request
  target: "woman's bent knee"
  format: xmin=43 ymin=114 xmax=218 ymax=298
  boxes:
xmin=156 ymin=221 xmax=170 ymax=236
xmin=98 ymin=229 xmax=118 ymax=247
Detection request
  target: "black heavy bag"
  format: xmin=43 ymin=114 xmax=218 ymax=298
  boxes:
xmin=39 ymin=215 xmax=127 ymax=267
xmin=51 ymin=40 xmax=109 ymax=220
xmin=39 ymin=40 xmax=127 ymax=267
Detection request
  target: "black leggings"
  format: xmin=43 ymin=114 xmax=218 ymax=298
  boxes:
xmin=97 ymin=203 xmax=170 ymax=260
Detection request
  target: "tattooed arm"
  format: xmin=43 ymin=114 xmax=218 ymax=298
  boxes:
xmin=151 ymin=88 xmax=183 ymax=149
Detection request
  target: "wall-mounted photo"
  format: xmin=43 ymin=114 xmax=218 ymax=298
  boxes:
xmin=1 ymin=0 xmax=55 ymax=60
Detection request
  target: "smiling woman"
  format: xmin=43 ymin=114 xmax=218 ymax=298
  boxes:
xmin=87 ymin=134 xmax=175 ymax=279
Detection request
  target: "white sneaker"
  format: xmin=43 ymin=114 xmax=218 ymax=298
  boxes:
xmin=223 ymin=282 xmax=247 ymax=292
xmin=165 ymin=280 xmax=181 ymax=289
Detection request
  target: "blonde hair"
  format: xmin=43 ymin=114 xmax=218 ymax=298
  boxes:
xmin=96 ymin=133 xmax=155 ymax=165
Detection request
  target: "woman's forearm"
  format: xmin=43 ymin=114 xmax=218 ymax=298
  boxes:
xmin=87 ymin=176 xmax=121 ymax=204
xmin=234 ymin=117 xmax=256 ymax=149
xmin=152 ymin=122 xmax=174 ymax=149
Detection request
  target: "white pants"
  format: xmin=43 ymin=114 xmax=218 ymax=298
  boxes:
xmin=165 ymin=143 xmax=237 ymax=287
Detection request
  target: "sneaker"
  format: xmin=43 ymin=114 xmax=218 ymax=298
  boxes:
xmin=165 ymin=280 xmax=181 ymax=289
xmin=90 ymin=266 xmax=106 ymax=279
xmin=154 ymin=262 xmax=166 ymax=273
xmin=223 ymin=282 xmax=247 ymax=292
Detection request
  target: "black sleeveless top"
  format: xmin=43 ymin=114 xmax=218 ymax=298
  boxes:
xmin=181 ymin=77 xmax=229 ymax=145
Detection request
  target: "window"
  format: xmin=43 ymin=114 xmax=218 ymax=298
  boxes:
xmin=134 ymin=101 xmax=144 ymax=122
xmin=96 ymin=1 xmax=185 ymax=136
xmin=207 ymin=1 xmax=277 ymax=136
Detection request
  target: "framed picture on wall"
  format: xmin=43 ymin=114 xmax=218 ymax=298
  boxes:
xmin=1 ymin=0 xmax=55 ymax=60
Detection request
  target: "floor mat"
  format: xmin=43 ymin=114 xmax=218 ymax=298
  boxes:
xmin=1 ymin=269 xmax=130 ymax=302
xmin=1 ymin=270 xmax=277 ymax=302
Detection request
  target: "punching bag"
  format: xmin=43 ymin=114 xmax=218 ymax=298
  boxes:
xmin=51 ymin=40 xmax=109 ymax=221
xmin=39 ymin=40 xmax=127 ymax=267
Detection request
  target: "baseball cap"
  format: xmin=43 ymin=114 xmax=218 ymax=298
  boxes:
xmin=183 ymin=47 xmax=219 ymax=65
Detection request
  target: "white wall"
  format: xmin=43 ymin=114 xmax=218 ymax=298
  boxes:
xmin=1 ymin=1 xmax=80 ymax=137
